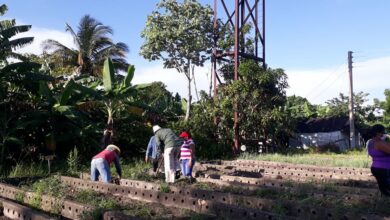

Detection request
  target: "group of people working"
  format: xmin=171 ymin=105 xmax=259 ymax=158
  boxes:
xmin=89 ymin=122 xmax=390 ymax=198
xmin=146 ymin=125 xmax=195 ymax=183
xmin=90 ymin=125 xmax=195 ymax=184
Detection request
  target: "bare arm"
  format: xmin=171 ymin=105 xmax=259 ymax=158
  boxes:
xmin=374 ymin=141 xmax=390 ymax=154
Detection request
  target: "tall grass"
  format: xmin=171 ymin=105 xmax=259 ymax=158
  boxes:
xmin=8 ymin=162 xmax=49 ymax=177
xmin=238 ymin=148 xmax=371 ymax=168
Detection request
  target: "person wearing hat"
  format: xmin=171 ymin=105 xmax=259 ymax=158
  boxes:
xmin=179 ymin=131 xmax=196 ymax=180
xmin=91 ymin=144 xmax=122 ymax=183
xmin=153 ymin=125 xmax=182 ymax=183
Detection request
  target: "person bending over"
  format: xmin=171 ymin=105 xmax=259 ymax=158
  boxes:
xmin=91 ymin=144 xmax=122 ymax=183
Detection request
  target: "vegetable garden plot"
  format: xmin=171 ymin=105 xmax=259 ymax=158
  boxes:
xmin=64 ymin=175 xmax=289 ymax=220
xmin=223 ymin=160 xmax=371 ymax=173
xmin=78 ymin=173 xmax=387 ymax=219
xmin=196 ymin=163 xmax=377 ymax=188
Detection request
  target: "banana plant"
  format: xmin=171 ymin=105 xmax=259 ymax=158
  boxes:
xmin=17 ymin=77 xmax=99 ymax=155
xmin=102 ymin=58 xmax=144 ymax=130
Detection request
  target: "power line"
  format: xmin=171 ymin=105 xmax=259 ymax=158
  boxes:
xmin=303 ymin=64 xmax=345 ymax=99
xmin=309 ymin=66 xmax=348 ymax=104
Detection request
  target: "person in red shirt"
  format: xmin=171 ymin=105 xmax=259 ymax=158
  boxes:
xmin=91 ymin=144 xmax=122 ymax=183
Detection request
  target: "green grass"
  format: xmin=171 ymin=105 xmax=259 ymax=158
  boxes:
xmin=118 ymin=159 xmax=156 ymax=181
xmin=8 ymin=162 xmax=49 ymax=177
xmin=238 ymin=148 xmax=370 ymax=168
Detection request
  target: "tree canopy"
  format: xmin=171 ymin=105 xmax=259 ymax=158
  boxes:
xmin=140 ymin=0 xmax=214 ymax=120
xmin=43 ymin=15 xmax=129 ymax=76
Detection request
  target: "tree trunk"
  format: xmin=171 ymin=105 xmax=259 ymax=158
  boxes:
xmin=185 ymin=76 xmax=192 ymax=121
xmin=192 ymin=65 xmax=199 ymax=101
xmin=106 ymin=100 xmax=114 ymax=130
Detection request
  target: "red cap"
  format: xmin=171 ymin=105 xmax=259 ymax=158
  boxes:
xmin=179 ymin=132 xmax=189 ymax=138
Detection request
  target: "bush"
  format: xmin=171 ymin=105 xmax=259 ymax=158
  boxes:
xmin=67 ymin=147 xmax=80 ymax=176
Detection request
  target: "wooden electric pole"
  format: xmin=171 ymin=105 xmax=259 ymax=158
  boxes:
xmin=348 ymin=51 xmax=356 ymax=148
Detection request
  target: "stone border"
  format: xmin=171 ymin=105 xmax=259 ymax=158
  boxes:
xmin=0 ymin=182 xmax=93 ymax=219
xmin=79 ymin=174 xmax=382 ymax=220
xmin=63 ymin=176 xmax=290 ymax=220
xmin=198 ymin=163 xmax=375 ymax=181
xmin=226 ymin=160 xmax=371 ymax=173
xmin=0 ymin=197 xmax=56 ymax=220
xmin=196 ymin=176 xmax=378 ymax=198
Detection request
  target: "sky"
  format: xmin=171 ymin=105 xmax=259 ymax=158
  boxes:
xmin=3 ymin=0 xmax=390 ymax=105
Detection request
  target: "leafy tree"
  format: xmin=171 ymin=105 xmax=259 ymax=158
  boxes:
xmin=286 ymin=95 xmax=316 ymax=119
xmin=140 ymin=0 xmax=214 ymax=120
xmin=374 ymin=89 xmax=390 ymax=129
xmin=43 ymin=15 xmax=129 ymax=76
xmin=172 ymin=91 xmax=232 ymax=159
xmin=23 ymin=53 xmax=75 ymax=76
xmin=215 ymin=60 xmax=290 ymax=153
xmin=136 ymin=81 xmax=183 ymax=120
xmin=0 ymin=4 xmax=33 ymax=64
xmin=322 ymin=92 xmax=376 ymax=127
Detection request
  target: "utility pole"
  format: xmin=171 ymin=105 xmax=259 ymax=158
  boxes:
xmin=348 ymin=51 xmax=356 ymax=148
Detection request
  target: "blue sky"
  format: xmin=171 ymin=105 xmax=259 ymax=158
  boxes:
xmin=3 ymin=0 xmax=390 ymax=104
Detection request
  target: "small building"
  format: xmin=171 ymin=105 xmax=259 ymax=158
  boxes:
xmin=289 ymin=117 xmax=362 ymax=151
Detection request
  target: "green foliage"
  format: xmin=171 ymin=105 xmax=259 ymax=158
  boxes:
xmin=29 ymin=176 xmax=65 ymax=209
xmin=74 ymin=189 xmax=119 ymax=209
xmin=159 ymin=182 xmax=170 ymax=193
xmin=32 ymin=176 xmax=65 ymax=198
xmin=8 ymin=163 xmax=47 ymax=177
xmin=123 ymin=207 xmax=153 ymax=219
xmin=102 ymin=58 xmax=115 ymax=92
xmin=67 ymin=147 xmax=80 ymax=175
xmin=120 ymin=160 xmax=154 ymax=181
xmin=214 ymin=60 xmax=291 ymax=152
xmin=136 ymin=81 xmax=183 ymax=119
xmin=75 ymin=189 xmax=120 ymax=220
xmin=0 ymin=4 xmax=33 ymax=63
xmin=15 ymin=190 xmax=26 ymax=203
xmin=320 ymin=92 xmax=377 ymax=127
xmin=42 ymin=15 xmax=129 ymax=76
xmin=238 ymin=148 xmax=370 ymax=168
xmin=140 ymin=0 xmax=214 ymax=120
xmin=171 ymin=91 xmax=232 ymax=159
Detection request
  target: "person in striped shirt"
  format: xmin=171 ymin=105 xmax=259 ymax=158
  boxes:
xmin=179 ymin=131 xmax=196 ymax=179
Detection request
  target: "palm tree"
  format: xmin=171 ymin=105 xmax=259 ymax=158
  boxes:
xmin=0 ymin=4 xmax=34 ymax=64
xmin=43 ymin=15 xmax=129 ymax=76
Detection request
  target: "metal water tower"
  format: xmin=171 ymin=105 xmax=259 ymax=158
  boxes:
xmin=212 ymin=0 xmax=266 ymax=153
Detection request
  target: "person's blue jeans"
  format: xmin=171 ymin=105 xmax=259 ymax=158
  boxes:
xmin=91 ymin=158 xmax=111 ymax=183
xmin=181 ymin=159 xmax=195 ymax=177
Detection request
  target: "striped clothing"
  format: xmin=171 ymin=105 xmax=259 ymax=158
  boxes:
xmin=180 ymin=139 xmax=194 ymax=160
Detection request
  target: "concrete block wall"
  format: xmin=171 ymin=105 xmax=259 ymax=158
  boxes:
xmin=231 ymin=160 xmax=371 ymax=173
xmin=0 ymin=198 xmax=56 ymax=220
xmin=73 ymin=175 xmax=381 ymax=220
xmin=199 ymin=163 xmax=375 ymax=181
xmin=61 ymin=176 xmax=290 ymax=220
xmin=103 ymin=211 xmax=140 ymax=220
xmin=0 ymin=182 xmax=93 ymax=220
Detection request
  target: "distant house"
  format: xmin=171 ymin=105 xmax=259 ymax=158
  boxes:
xmin=289 ymin=117 xmax=363 ymax=150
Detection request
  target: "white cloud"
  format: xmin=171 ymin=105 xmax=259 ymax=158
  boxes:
xmin=14 ymin=24 xmax=75 ymax=54
xmin=10 ymin=23 xmax=389 ymax=106
xmin=286 ymin=56 xmax=390 ymax=105
xmin=133 ymin=64 xmax=212 ymax=101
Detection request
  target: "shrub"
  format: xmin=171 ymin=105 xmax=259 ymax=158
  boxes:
xmin=67 ymin=147 xmax=80 ymax=176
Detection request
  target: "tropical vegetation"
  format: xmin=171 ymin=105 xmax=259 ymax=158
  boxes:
xmin=0 ymin=1 xmax=389 ymax=175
